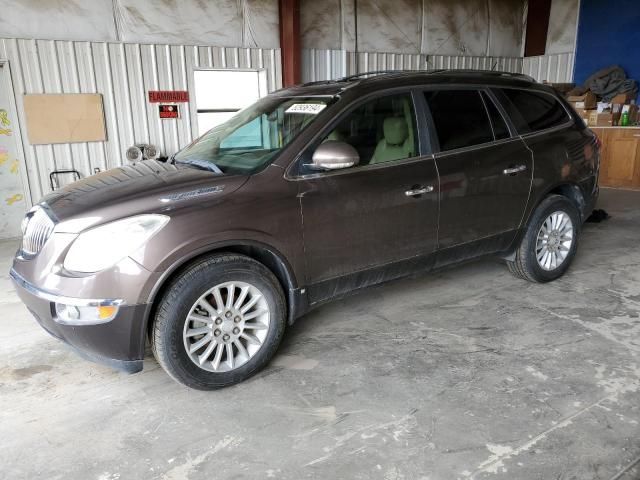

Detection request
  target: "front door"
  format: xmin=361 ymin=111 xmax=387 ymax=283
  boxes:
xmin=0 ymin=63 xmax=27 ymax=239
xmin=424 ymin=88 xmax=532 ymax=253
xmin=296 ymin=92 xmax=439 ymax=303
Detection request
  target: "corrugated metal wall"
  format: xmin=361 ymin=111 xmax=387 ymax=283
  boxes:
xmin=302 ymin=49 xmax=576 ymax=85
xmin=302 ymin=49 xmax=524 ymax=82
xmin=302 ymin=50 xmax=429 ymax=82
xmin=522 ymin=52 xmax=575 ymax=83
xmin=0 ymin=38 xmax=281 ymax=203
xmin=427 ymin=55 xmax=523 ymax=73
xmin=301 ymin=49 xmax=347 ymax=82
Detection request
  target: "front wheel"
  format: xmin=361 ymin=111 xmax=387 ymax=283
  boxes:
xmin=507 ymin=195 xmax=581 ymax=283
xmin=151 ymin=253 xmax=286 ymax=389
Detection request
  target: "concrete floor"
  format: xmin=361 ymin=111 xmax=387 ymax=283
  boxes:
xmin=1 ymin=188 xmax=639 ymax=480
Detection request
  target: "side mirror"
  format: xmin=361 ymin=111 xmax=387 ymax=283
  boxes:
xmin=310 ymin=141 xmax=360 ymax=170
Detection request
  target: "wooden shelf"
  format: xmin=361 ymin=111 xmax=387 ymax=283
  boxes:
xmin=592 ymin=127 xmax=640 ymax=189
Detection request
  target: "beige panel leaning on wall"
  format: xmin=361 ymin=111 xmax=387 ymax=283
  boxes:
xmin=23 ymin=94 xmax=107 ymax=145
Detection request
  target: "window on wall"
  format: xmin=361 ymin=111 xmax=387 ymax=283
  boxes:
xmin=194 ymin=70 xmax=268 ymax=136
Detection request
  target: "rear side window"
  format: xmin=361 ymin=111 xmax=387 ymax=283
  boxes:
xmin=424 ymin=90 xmax=494 ymax=152
xmin=480 ymin=92 xmax=510 ymax=140
xmin=495 ymin=88 xmax=569 ymax=133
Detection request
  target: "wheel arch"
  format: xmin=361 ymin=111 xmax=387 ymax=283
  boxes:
xmin=526 ymin=182 xmax=586 ymax=227
xmin=547 ymin=183 xmax=586 ymax=219
xmin=142 ymin=240 xmax=301 ymax=339
xmin=503 ymin=181 xmax=585 ymax=261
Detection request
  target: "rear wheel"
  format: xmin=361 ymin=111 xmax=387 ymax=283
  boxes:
xmin=507 ymin=195 xmax=580 ymax=283
xmin=151 ymin=253 xmax=286 ymax=389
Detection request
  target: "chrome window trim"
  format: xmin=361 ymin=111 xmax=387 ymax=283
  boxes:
xmin=290 ymin=153 xmax=436 ymax=181
xmin=518 ymin=120 xmax=574 ymax=140
xmin=433 ymin=133 xmax=529 ymax=160
xmin=9 ymin=268 xmax=124 ymax=307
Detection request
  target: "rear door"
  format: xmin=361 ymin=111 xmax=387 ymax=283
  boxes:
xmin=491 ymin=87 xmax=591 ymax=217
xmin=424 ymin=88 xmax=533 ymax=254
xmin=294 ymin=91 xmax=439 ymax=302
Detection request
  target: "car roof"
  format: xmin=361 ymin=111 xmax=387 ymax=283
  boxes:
xmin=274 ymin=69 xmax=546 ymax=98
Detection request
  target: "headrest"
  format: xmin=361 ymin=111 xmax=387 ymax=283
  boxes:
xmin=327 ymin=130 xmax=346 ymax=142
xmin=383 ymin=117 xmax=408 ymax=146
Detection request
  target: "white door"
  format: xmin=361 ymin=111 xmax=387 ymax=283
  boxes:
xmin=0 ymin=63 xmax=27 ymax=239
xmin=194 ymin=69 xmax=268 ymax=136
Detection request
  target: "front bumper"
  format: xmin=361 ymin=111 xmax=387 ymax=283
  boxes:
xmin=10 ymin=268 xmax=148 ymax=373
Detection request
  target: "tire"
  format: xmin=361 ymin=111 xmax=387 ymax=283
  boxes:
xmin=507 ymin=194 xmax=581 ymax=283
xmin=151 ymin=253 xmax=286 ymax=390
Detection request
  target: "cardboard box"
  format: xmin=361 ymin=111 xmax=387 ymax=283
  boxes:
xmin=574 ymin=108 xmax=592 ymax=125
xmin=611 ymin=92 xmax=635 ymax=105
xmin=568 ymin=91 xmax=597 ymax=110
xmin=588 ymin=111 xmax=616 ymax=127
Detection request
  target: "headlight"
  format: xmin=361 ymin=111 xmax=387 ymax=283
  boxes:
xmin=63 ymin=214 xmax=169 ymax=273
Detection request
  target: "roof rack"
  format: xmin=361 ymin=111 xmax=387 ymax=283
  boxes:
xmin=298 ymin=79 xmax=340 ymax=87
xmin=337 ymin=70 xmax=421 ymax=82
xmin=298 ymin=70 xmax=419 ymax=88
xmin=429 ymin=69 xmax=536 ymax=82
xmin=298 ymin=68 xmax=536 ymax=88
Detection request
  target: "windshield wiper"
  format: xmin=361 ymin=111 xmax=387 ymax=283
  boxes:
xmin=175 ymin=158 xmax=223 ymax=174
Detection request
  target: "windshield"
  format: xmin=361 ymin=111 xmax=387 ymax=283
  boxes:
xmin=174 ymin=96 xmax=334 ymax=175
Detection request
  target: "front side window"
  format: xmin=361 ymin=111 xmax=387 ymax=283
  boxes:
xmin=174 ymin=96 xmax=333 ymax=175
xmin=495 ymin=88 xmax=569 ymax=133
xmin=317 ymin=93 xmax=419 ymax=168
xmin=425 ymin=90 xmax=494 ymax=152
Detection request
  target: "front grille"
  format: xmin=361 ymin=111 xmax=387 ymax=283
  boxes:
xmin=21 ymin=206 xmax=55 ymax=257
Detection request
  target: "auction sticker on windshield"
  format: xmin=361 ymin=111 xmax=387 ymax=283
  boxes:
xmin=285 ymin=103 xmax=327 ymax=115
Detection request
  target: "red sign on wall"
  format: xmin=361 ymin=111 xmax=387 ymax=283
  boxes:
xmin=159 ymin=104 xmax=180 ymax=119
xmin=148 ymin=90 xmax=189 ymax=103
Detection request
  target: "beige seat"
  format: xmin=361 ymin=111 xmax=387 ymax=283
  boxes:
xmin=326 ymin=129 xmax=347 ymax=142
xmin=370 ymin=117 xmax=414 ymax=164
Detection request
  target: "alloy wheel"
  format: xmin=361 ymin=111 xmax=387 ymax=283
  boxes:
xmin=535 ymin=211 xmax=574 ymax=271
xmin=183 ymin=281 xmax=271 ymax=372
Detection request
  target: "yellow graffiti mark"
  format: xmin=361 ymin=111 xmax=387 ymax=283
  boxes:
xmin=5 ymin=193 xmax=23 ymax=206
xmin=0 ymin=109 xmax=9 ymax=127
xmin=0 ymin=152 xmax=8 ymax=166
xmin=0 ymin=128 xmax=12 ymax=136
xmin=10 ymin=159 xmax=19 ymax=174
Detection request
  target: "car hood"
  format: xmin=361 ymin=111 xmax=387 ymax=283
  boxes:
xmin=42 ymin=160 xmax=248 ymax=233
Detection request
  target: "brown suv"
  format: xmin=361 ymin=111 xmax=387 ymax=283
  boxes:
xmin=10 ymin=70 xmax=599 ymax=389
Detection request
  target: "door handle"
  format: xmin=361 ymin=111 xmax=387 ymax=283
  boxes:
xmin=405 ymin=185 xmax=434 ymax=197
xmin=503 ymin=165 xmax=527 ymax=175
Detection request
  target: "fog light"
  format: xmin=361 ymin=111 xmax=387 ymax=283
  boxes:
xmin=55 ymin=302 xmax=120 ymax=325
